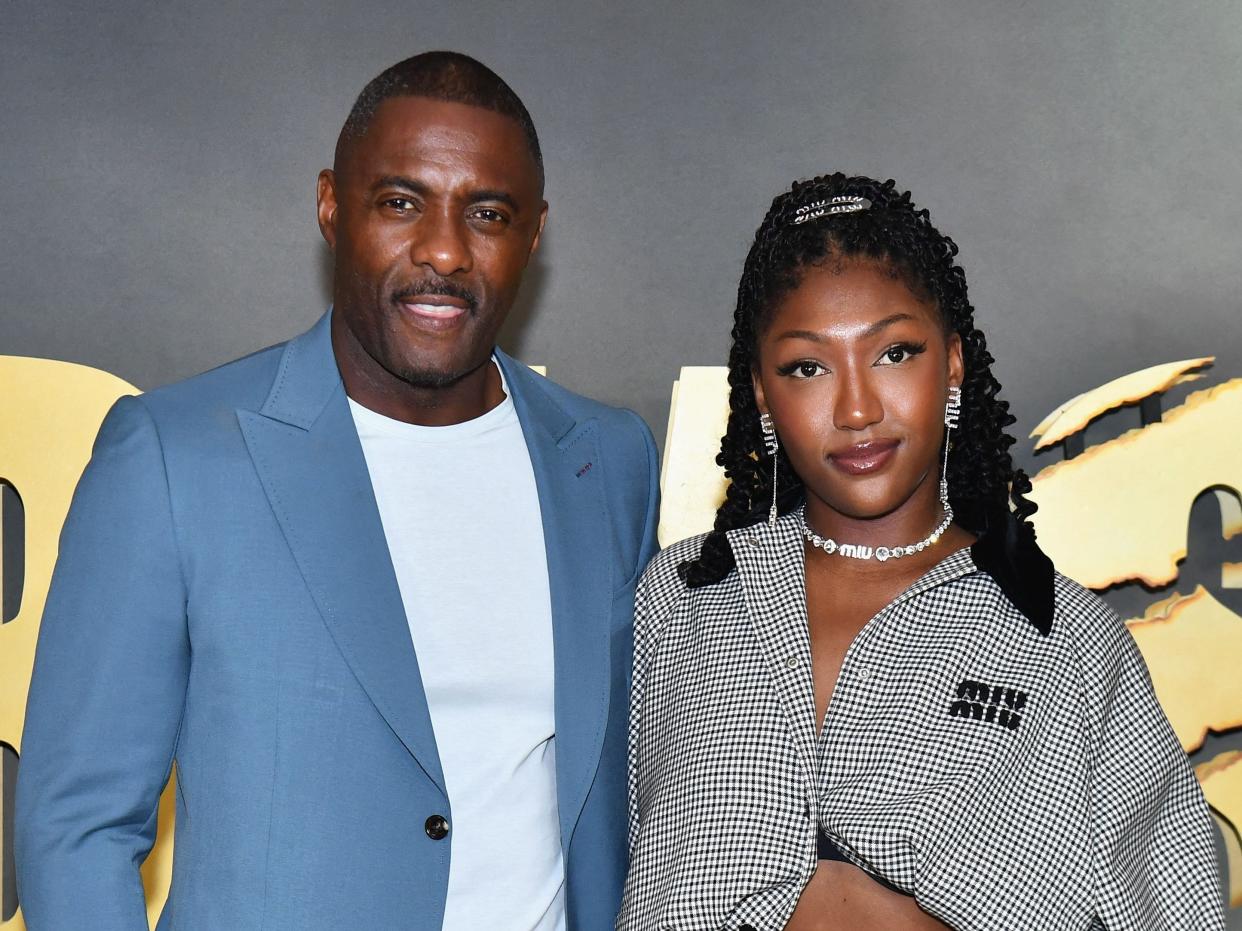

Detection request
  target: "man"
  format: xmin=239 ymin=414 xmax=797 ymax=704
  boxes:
xmin=15 ymin=52 xmax=659 ymax=930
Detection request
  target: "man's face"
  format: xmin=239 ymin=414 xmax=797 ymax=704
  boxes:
xmin=318 ymin=96 xmax=546 ymax=394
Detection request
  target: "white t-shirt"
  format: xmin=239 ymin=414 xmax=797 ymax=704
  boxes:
xmin=349 ymin=365 xmax=564 ymax=931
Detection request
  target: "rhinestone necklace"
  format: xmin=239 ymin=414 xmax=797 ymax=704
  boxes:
xmin=796 ymin=503 xmax=954 ymax=563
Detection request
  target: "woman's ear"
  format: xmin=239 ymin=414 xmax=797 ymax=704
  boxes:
xmin=946 ymin=332 xmax=965 ymax=389
xmin=751 ymin=366 xmax=769 ymax=416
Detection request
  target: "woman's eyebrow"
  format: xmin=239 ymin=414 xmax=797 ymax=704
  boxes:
xmin=861 ymin=312 xmax=916 ymax=338
xmin=774 ymin=313 xmax=917 ymax=343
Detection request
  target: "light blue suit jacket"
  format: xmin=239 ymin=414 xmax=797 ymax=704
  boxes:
xmin=15 ymin=311 xmax=660 ymax=930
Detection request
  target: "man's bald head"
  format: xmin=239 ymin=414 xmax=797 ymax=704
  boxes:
xmin=335 ymin=51 xmax=544 ymax=191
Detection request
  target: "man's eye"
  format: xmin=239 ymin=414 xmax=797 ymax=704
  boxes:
xmin=382 ymin=197 xmax=416 ymax=212
xmin=471 ymin=208 xmax=507 ymax=224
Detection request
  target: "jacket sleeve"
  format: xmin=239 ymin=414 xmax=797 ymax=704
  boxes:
xmin=630 ymin=409 xmax=661 ymax=586
xmin=623 ymin=409 xmax=659 ymax=851
xmin=1084 ymin=612 xmax=1226 ymax=929
xmin=625 ymin=566 xmax=655 ymax=856
xmin=15 ymin=395 xmax=190 ymax=930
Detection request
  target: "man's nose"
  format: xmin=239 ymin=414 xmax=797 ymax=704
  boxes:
xmin=411 ymin=211 xmax=472 ymax=277
xmin=833 ymin=370 xmax=883 ymax=432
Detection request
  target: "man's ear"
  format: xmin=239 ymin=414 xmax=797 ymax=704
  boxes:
xmin=316 ymin=169 xmax=339 ymax=251
xmin=527 ymin=201 xmax=548 ymax=263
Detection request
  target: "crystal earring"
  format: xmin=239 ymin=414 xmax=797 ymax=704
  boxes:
xmin=760 ymin=412 xmax=779 ymax=527
xmin=941 ymin=386 xmax=962 ymax=508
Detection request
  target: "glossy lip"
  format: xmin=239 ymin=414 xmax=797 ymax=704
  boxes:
xmin=396 ymin=293 xmax=471 ymax=329
xmin=828 ymin=439 xmax=900 ymax=476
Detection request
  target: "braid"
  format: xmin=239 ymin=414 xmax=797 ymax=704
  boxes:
xmin=679 ymin=173 xmax=1037 ymax=587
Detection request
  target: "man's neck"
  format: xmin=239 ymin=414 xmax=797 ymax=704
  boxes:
xmin=331 ymin=323 xmax=506 ymax=426
xmin=346 ymin=361 xmax=506 ymax=427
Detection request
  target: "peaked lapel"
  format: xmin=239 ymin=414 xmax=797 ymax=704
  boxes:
xmin=729 ymin=515 xmax=819 ymax=792
xmin=238 ymin=311 xmax=445 ymax=794
xmin=496 ymin=350 xmax=613 ymax=850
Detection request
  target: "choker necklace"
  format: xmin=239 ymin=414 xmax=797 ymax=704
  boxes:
xmin=796 ymin=503 xmax=954 ymax=562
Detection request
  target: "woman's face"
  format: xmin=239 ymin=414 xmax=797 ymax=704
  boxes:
xmin=752 ymin=259 xmax=963 ymax=525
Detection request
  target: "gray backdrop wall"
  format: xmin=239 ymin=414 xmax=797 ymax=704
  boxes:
xmin=3 ymin=0 xmax=1242 ymax=923
xmin=5 ymin=0 xmax=1242 ymax=459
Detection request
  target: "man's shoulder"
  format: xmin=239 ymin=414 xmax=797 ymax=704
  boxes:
xmin=135 ymin=338 xmax=291 ymax=427
xmin=506 ymin=361 xmax=632 ymax=423
xmin=500 ymin=353 xmax=655 ymax=448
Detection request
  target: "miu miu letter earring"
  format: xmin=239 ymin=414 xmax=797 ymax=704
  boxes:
xmin=760 ymin=412 xmax=779 ymax=527
xmin=942 ymin=385 xmax=962 ymax=508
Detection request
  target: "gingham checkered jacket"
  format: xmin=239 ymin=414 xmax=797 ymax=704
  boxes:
xmin=618 ymin=513 xmax=1224 ymax=931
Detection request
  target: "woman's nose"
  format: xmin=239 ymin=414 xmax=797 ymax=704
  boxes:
xmin=833 ymin=371 xmax=882 ymax=432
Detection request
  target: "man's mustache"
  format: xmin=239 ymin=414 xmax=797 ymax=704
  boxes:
xmin=391 ymin=279 xmax=479 ymax=311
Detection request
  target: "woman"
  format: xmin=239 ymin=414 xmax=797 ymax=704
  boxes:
xmin=619 ymin=174 xmax=1224 ymax=930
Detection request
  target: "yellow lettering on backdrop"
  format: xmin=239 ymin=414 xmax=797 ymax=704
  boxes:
xmin=1200 ymin=753 xmax=1242 ymax=908
xmin=1027 ymin=370 xmax=1242 ymax=907
xmin=1029 ymin=379 xmax=1242 ymax=588
xmin=1028 ymin=357 xmax=1212 ymax=451
xmin=1 ymin=355 xmax=1239 ymax=919
xmin=1123 ymin=588 xmax=1242 ymax=751
xmin=0 ymin=357 xmax=173 ymax=930
xmin=658 ymin=368 xmax=730 ymax=547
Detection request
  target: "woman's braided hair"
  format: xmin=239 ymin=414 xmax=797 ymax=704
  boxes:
xmin=679 ymin=173 xmax=1037 ymax=588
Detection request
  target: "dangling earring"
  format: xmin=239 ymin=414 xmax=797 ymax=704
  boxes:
xmin=941 ymin=386 xmax=962 ymax=509
xmin=760 ymin=412 xmax=780 ymax=527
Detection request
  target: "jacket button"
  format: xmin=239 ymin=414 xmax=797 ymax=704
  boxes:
xmin=424 ymin=815 xmax=450 ymax=840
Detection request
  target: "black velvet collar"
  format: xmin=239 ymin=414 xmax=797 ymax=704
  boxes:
xmin=773 ymin=489 xmax=1057 ymax=636
xmin=967 ymin=505 xmax=1056 ymax=636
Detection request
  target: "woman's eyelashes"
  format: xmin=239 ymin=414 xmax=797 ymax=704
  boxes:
xmin=875 ymin=341 xmax=927 ymax=366
xmin=775 ymin=342 xmax=928 ymax=379
xmin=776 ymin=359 xmax=829 ymax=379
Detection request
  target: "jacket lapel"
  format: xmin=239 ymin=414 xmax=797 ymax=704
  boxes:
xmin=729 ymin=516 xmax=819 ymax=791
xmin=238 ymin=312 xmax=445 ymax=794
xmin=497 ymin=351 xmax=612 ymax=850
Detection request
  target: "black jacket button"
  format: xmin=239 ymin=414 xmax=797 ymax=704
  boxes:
xmin=424 ymin=815 xmax=450 ymax=840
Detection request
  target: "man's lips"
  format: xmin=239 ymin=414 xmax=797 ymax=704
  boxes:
xmin=394 ymin=291 xmax=474 ymax=327
xmin=828 ymin=439 xmax=900 ymax=475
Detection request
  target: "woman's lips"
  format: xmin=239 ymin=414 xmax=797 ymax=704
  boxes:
xmin=828 ymin=439 xmax=900 ymax=475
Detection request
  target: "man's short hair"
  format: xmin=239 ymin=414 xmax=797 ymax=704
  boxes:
xmin=335 ymin=51 xmax=544 ymax=188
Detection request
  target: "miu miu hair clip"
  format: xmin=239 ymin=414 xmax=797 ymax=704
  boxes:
xmin=791 ymin=195 xmax=872 ymax=225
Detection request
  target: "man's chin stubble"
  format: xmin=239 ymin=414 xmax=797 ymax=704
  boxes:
xmin=395 ymin=354 xmax=491 ymax=391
